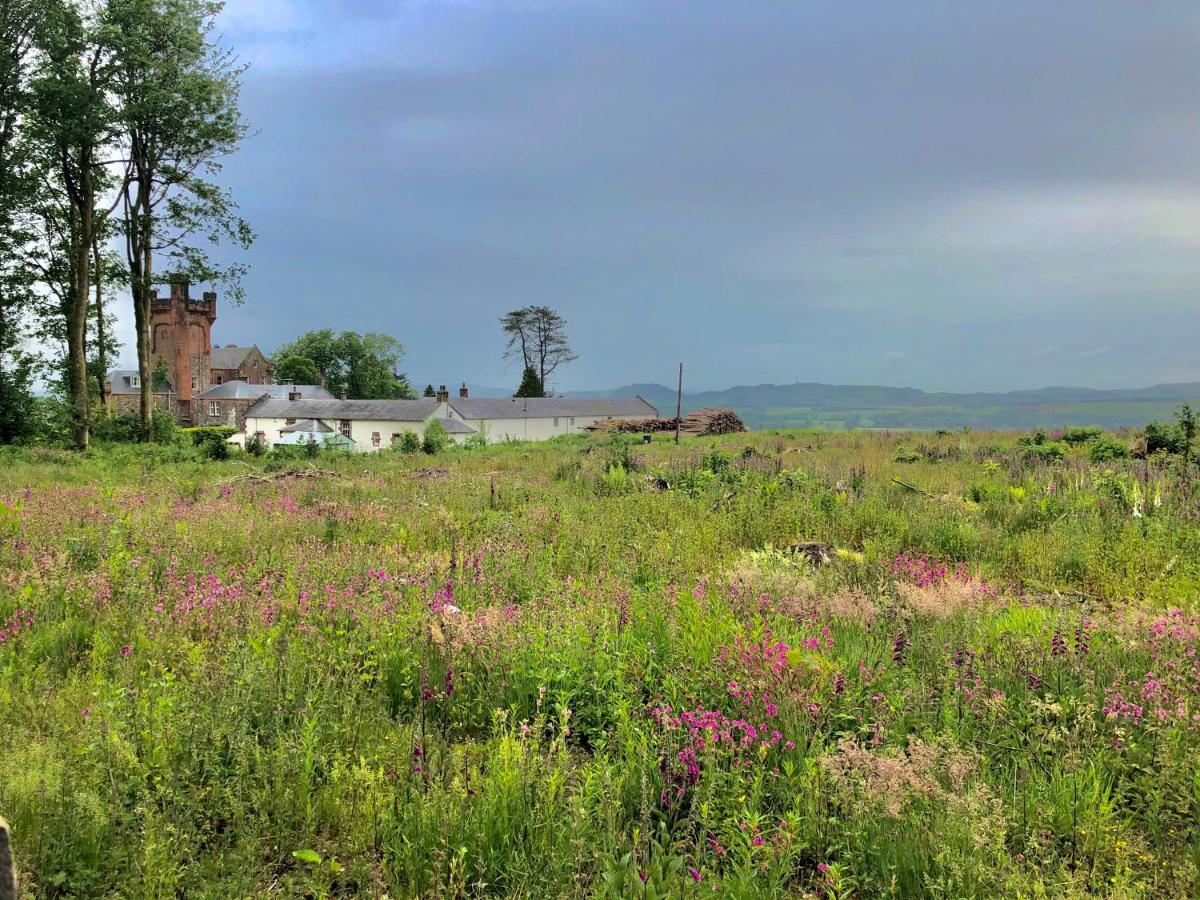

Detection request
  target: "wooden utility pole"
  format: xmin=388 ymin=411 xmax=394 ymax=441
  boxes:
xmin=675 ymin=362 xmax=683 ymax=445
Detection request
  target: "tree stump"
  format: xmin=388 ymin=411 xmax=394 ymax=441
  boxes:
xmin=785 ymin=541 xmax=835 ymax=567
xmin=0 ymin=817 xmax=16 ymax=900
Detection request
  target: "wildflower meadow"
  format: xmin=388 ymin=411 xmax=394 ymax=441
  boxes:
xmin=1 ymin=429 xmax=1199 ymax=897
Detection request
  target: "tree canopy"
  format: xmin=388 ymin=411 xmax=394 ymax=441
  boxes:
xmin=501 ymin=305 xmax=575 ymax=395
xmin=273 ymin=329 xmax=415 ymax=400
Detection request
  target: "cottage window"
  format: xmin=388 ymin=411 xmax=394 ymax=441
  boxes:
xmin=130 ymin=374 xmax=140 ymax=388
xmin=215 ymin=375 xmax=223 ymax=385
xmin=372 ymin=432 xmax=381 ymax=447
xmin=191 ymin=376 xmax=199 ymax=391
xmin=285 ymin=418 xmax=296 ymax=426
xmin=339 ymin=420 xmax=351 ymax=437
xmin=569 ymin=417 xmax=575 ymax=426
xmin=209 ymin=402 xmax=220 ymax=416
xmin=553 ymin=417 xmax=559 ymax=427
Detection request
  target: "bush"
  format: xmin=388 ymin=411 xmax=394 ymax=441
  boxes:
xmin=1021 ymin=441 xmax=1066 ymax=463
xmin=395 ymin=431 xmax=421 ymax=454
xmin=1088 ymin=434 xmax=1130 ymax=462
xmin=462 ymin=429 xmax=488 ymax=450
xmin=1144 ymin=421 xmax=1184 ymax=455
xmin=92 ymin=411 xmax=180 ymax=444
xmin=1062 ymin=426 xmax=1103 ymax=446
xmin=185 ymin=426 xmax=236 ymax=460
xmin=245 ymin=433 xmax=269 ymax=457
xmin=422 ymin=419 xmax=449 ymax=454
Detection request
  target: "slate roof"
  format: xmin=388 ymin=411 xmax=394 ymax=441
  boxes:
xmin=448 ymin=397 xmax=658 ymax=420
xmin=105 ymin=370 xmax=144 ymax=394
xmin=431 ymin=417 xmax=477 ymax=435
xmin=246 ymin=398 xmax=444 ymax=422
xmin=279 ymin=418 xmax=333 ymax=434
xmin=275 ymin=430 xmax=357 ymax=449
xmin=210 ymin=346 xmax=260 ymax=369
xmin=197 ymin=381 xmax=333 ymax=400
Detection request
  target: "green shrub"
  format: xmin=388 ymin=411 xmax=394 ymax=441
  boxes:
xmin=1061 ymin=426 xmax=1103 ymax=446
xmin=422 ymin=419 xmax=449 ymax=454
xmin=1144 ymin=420 xmax=1184 ymax=455
xmin=92 ymin=411 xmax=179 ymax=444
xmin=1021 ymin=441 xmax=1066 ymax=463
xmin=185 ymin=426 xmax=236 ymax=460
xmin=1088 ymin=434 xmax=1130 ymax=462
xmin=395 ymin=431 xmax=421 ymax=454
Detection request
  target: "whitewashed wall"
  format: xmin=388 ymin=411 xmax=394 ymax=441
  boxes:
xmin=444 ymin=411 xmax=655 ymax=443
xmin=244 ymin=414 xmax=472 ymax=452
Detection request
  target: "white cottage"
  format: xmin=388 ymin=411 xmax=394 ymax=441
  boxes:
xmin=445 ymin=396 xmax=658 ymax=442
xmin=242 ymin=390 xmax=658 ymax=452
xmin=244 ymin=398 xmax=472 ymax=452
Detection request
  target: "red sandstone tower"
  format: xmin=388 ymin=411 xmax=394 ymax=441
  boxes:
xmin=149 ymin=279 xmax=216 ymax=420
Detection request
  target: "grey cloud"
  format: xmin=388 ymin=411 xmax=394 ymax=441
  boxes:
xmin=171 ymin=0 xmax=1200 ymax=393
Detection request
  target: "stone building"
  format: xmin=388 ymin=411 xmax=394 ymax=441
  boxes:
xmin=149 ymin=279 xmax=217 ymax=405
xmin=210 ymin=345 xmax=272 ymax=385
xmin=192 ymin=381 xmax=333 ymax=431
xmin=106 ymin=279 xmax=274 ymax=426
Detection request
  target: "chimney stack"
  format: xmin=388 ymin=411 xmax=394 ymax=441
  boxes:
xmin=288 ymin=385 xmax=302 ymax=401
xmin=459 ymin=382 xmax=469 ymax=399
xmin=435 ymin=385 xmax=450 ymax=403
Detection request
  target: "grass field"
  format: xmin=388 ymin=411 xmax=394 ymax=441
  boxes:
xmin=2 ymin=431 xmax=1199 ymax=897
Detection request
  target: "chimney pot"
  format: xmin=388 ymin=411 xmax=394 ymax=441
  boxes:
xmin=459 ymin=382 xmax=469 ymax=399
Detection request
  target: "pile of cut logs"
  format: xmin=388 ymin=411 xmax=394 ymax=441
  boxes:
xmin=589 ymin=407 xmax=747 ymax=436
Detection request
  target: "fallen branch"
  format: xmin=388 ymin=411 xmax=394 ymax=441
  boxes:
xmin=216 ymin=468 xmax=336 ymax=489
xmin=891 ymin=477 xmax=933 ymax=496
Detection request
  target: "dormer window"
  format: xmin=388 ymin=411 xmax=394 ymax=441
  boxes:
xmin=130 ymin=374 xmax=140 ymax=388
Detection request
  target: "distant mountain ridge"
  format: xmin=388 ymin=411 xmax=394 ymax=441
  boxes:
xmin=562 ymin=381 xmax=1200 ymax=430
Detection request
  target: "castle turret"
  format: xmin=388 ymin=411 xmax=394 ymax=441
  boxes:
xmin=149 ymin=278 xmax=217 ymax=411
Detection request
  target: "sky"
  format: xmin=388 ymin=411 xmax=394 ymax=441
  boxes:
xmin=111 ymin=0 xmax=1200 ymax=393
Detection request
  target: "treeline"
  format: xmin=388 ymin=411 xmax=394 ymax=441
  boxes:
xmin=0 ymin=0 xmax=250 ymax=448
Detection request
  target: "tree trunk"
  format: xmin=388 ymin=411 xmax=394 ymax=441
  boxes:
xmin=93 ymin=238 xmax=108 ymax=410
xmin=67 ymin=232 xmax=91 ymax=450
xmin=127 ymin=160 xmax=156 ymax=442
xmin=66 ymin=158 xmax=94 ymax=450
xmin=133 ymin=278 xmax=152 ymax=438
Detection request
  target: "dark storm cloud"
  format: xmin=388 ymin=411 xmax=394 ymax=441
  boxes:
xmin=165 ymin=0 xmax=1200 ymax=391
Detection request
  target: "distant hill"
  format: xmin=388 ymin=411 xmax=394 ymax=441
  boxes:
xmin=564 ymin=381 xmax=1200 ymax=430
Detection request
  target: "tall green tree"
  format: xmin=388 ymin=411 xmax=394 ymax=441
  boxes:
xmin=28 ymin=0 xmax=126 ymax=449
xmin=273 ymin=329 xmax=415 ymax=400
xmin=513 ymin=365 xmax=544 ymax=398
xmin=272 ymin=353 xmax=320 ymax=387
xmin=0 ymin=0 xmax=42 ymax=443
xmin=107 ymin=0 xmax=252 ymax=440
xmin=500 ymin=305 xmax=576 ymax=393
